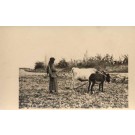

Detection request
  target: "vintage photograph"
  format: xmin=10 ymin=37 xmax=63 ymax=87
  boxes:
xmin=19 ymin=27 xmax=128 ymax=109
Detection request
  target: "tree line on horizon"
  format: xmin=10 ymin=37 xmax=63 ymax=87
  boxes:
xmin=34 ymin=54 xmax=128 ymax=70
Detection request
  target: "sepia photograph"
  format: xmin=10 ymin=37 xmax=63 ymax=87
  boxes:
xmin=1 ymin=1 xmax=135 ymax=135
xmin=17 ymin=26 xmax=129 ymax=109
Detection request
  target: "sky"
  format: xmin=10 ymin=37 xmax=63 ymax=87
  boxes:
xmin=1 ymin=26 xmax=134 ymax=68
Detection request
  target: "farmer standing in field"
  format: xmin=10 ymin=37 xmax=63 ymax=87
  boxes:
xmin=47 ymin=57 xmax=58 ymax=94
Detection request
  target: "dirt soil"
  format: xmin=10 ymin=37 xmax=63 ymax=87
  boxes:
xmin=19 ymin=69 xmax=128 ymax=109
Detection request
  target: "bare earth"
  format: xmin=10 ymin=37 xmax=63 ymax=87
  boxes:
xmin=19 ymin=69 xmax=128 ymax=109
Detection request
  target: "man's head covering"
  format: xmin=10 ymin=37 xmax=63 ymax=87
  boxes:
xmin=49 ymin=57 xmax=55 ymax=62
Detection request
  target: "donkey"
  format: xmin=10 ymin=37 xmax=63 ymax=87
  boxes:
xmin=88 ymin=71 xmax=110 ymax=94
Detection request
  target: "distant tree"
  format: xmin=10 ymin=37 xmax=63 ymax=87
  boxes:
xmin=102 ymin=54 xmax=114 ymax=66
xmin=122 ymin=55 xmax=128 ymax=65
xmin=34 ymin=62 xmax=45 ymax=70
xmin=95 ymin=54 xmax=102 ymax=61
xmin=57 ymin=59 xmax=69 ymax=68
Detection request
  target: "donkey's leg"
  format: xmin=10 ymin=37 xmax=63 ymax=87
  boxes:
xmin=101 ymin=82 xmax=104 ymax=92
xmin=91 ymin=82 xmax=95 ymax=94
xmin=99 ymin=83 xmax=101 ymax=91
xmin=88 ymin=81 xmax=91 ymax=93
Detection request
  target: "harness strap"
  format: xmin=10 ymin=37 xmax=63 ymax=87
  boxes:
xmin=96 ymin=70 xmax=108 ymax=78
